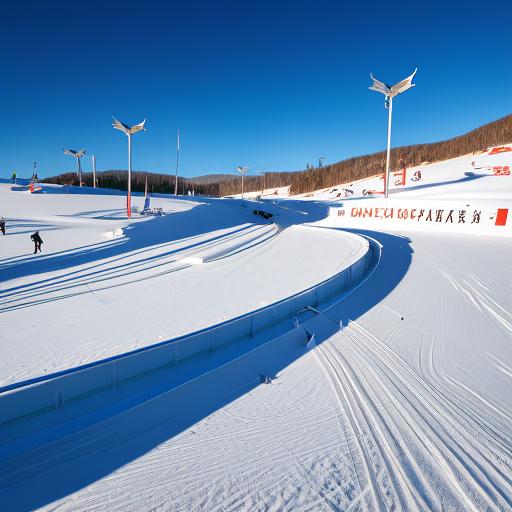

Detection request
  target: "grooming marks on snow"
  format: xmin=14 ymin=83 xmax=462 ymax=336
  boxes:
xmin=310 ymin=314 xmax=512 ymax=511
xmin=440 ymin=268 xmax=512 ymax=335
xmin=484 ymin=351 xmax=512 ymax=380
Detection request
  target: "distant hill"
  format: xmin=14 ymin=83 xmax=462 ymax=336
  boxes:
xmin=43 ymin=113 xmax=511 ymax=197
xmin=186 ymin=173 xmax=236 ymax=184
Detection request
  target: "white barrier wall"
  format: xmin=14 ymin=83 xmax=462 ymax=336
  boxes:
xmin=0 ymin=234 xmax=374 ymax=427
xmin=325 ymin=199 xmax=512 ymax=236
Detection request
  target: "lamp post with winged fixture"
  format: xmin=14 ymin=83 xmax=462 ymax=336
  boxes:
xmin=369 ymin=69 xmax=417 ymax=198
xmin=236 ymin=166 xmax=249 ymax=199
xmin=63 ymin=148 xmax=86 ymax=186
xmin=112 ymin=117 xmax=146 ymax=218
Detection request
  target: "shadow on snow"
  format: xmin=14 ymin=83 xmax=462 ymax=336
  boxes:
xmin=0 ymin=224 xmax=413 ymax=511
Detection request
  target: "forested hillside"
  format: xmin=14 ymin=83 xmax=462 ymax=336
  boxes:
xmin=287 ymin=113 xmax=511 ymax=194
xmin=43 ymin=114 xmax=511 ymax=196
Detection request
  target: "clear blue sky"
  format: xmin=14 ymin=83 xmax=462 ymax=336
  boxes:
xmin=1 ymin=0 xmax=510 ymax=179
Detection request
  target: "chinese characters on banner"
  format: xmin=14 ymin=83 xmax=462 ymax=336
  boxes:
xmin=343 ymin=207 xmax=484 ymax=224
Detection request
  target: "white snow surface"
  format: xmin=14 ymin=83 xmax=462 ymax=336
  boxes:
xmin=1 ymin=145 xmax=511 ymax=511
xmin=0 ymin=184 xmax=365 ymax=386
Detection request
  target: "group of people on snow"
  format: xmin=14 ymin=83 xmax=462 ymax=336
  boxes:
xmin=1 ymin=217 xmax=44 ymax=254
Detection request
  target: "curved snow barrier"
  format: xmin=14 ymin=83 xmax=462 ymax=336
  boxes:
xmin=0 ymin=231 xmax=375 ymax=426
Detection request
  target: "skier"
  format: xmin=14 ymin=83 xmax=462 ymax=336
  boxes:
xmin=0 ymin=218 xmax=5 ymax=235
xmin=11 ymin=171 xmax=16 ymax=184
xmin=30 ymin=231 xmax=43 ymax=253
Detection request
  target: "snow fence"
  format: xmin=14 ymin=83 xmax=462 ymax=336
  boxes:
xmin=0 ymin=231 xmax=375 ymax=426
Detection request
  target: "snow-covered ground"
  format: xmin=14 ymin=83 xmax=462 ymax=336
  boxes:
xmin=0 ymin=146 xmax=511 ymax=511
xmin=0 ymin=183 xmax=365 ymax=386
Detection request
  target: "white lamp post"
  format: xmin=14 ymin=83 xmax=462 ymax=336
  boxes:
xmin=236 ymin=166 xmax=249 ymax=199
xmin=63 ymin=148 xmax=86 ymax=186
xmin=369 ymin=69 xmax=417 ymax=198
xmin=112 ymin=117 xmax=146 ymax=218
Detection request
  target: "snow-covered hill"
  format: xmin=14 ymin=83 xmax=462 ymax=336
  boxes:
xmin=0 ymin=184 xmax=366 ymax=386
xmin=0 ymin=146 xmax=511 ymax=511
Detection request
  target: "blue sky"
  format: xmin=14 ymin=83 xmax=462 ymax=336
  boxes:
xmin=0 ymin=0 xmax=510 ymax=179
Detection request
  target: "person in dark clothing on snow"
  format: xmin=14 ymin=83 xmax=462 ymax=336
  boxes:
xmin=31 ymin=231 xmax=43 ymax=253
xmin=0 ymin=218 xmax=5 ymax=235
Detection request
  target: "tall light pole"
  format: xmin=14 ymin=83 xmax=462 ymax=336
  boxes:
xmin=369 ymin=69 xmax=417 ymax=198
xmin=63 ymin=149 xmax=86 ymax=186
xmin=174 ymin=129 xmax=180 ymax=196
xmin=236 ymin=166 xmax=249 ymax=199
xmin=112 ymin=117 xmax=146 ymax=218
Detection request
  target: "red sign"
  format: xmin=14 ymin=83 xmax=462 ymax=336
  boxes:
xmin=489 ymin=146 xmax=512 ymax=155
xmin=393 ymin=167 xmax=407 ymax=186
xmin=492 ymin=166 xmax=510 ymax=176
xmin=495 ymin=209 xmax=509 ymax=226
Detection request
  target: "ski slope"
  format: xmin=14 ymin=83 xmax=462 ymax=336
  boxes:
xmin=0 ymin=183 xmax=366 ymax=386
xmin=0 ymin=146 xmax=511 ymax=511
xmin=1 ymin=231 xmax=510 ymax=512
xmin=291 ymin=145 xmax=512 ymax=203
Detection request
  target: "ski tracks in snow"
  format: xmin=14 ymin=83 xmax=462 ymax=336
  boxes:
xmin=313 ymin=318 xmax=512 ymax=511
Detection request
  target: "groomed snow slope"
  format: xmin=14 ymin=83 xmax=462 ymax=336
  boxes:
xmin=1 ymin=144 xmax=511 ymax=511
xmin=1 ymin=230 xmax=510 ymax=511
xmin=0 ymin=183 xmax=366 ymax=386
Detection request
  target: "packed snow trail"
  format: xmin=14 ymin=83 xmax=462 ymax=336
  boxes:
xmin=1 ymin=230 xmax=510 ymax=511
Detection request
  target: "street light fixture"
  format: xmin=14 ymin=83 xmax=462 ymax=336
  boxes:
xmin=369 ymin=68 xmax=417 ymax=198
xmin=236 ymin=166 xmax=249 ymax=199
xmin=63 ymin=148 xmax=86 ymax=186
xmin=112 ymin=117 xmax=146 ymax=218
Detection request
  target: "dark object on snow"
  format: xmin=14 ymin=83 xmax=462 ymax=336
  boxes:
xmin=31 ymin=231 xmax=43 ymax=254
xmin=0 ymin=218 xmax=5 ymax=235
xmin=253 ymin=209 xmax=273 ymax=220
